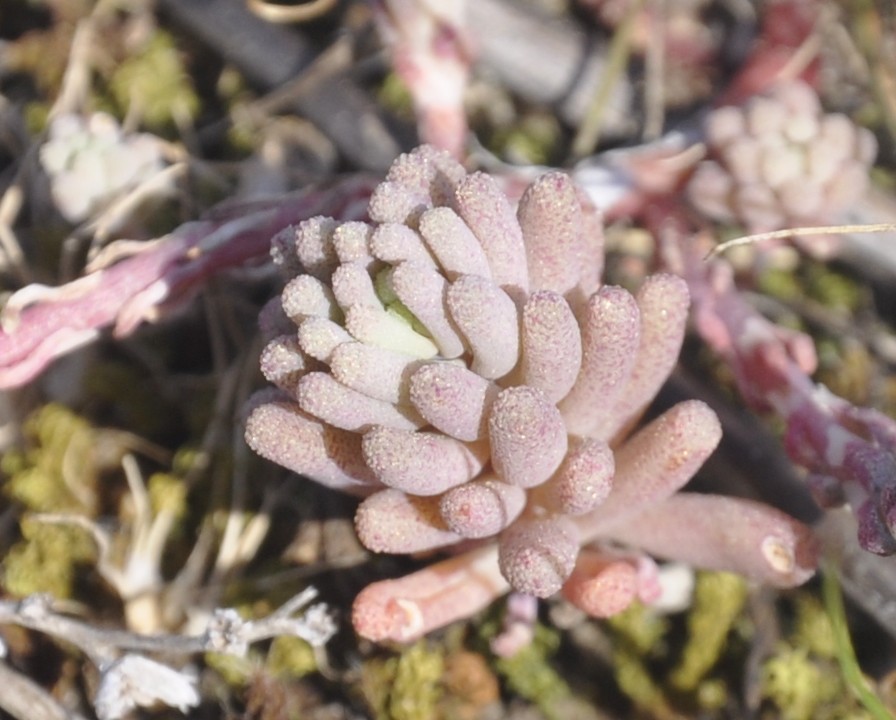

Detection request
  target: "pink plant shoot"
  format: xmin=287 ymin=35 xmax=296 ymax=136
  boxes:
xmin=669 ymin=232 xmax=896 ymax=557
xmin=245 ymin=145 xmax=818 ymax=642
xmin=0 ymin=177 xmax=377 ymax=389
xmin=372 ymin=0 xmax=472 ymax=159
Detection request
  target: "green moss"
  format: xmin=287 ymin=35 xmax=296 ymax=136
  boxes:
xmin=23 ymin=101 xmax=50 ymax=135
xmin=148 ymin=472 xmax=188 ymax=519
xmin=760 ymin=573 xmax=886 ymax=720
xmin=108 ymin=31 xmax=199 ymax=130
xmin=205 ymin=650 xmax=258 ymax=688
xmin=693 ymin=677 xmax=729 ymax=711
xmin=669 ymin=572 xmax=747 ymax=693
xmin=603 ymin=577 xmax=749 ymax=717
xmin=815 ymin=340 xmax=873 ymax=406
xmin=759 ymin=261 xmax=863 ymax=318
xmin=605 ymin=601 xmax=674 ymax=717
xmin=363 ymin=642 xmax=444 ymax=720
xmin=170 ymin=446 xmax=202 ymax=476
xmin=792 ymin=595 xmax=837 ymax=660
xmin=607 ymin=600 xmax=669 ymax=656
xmin=805 ymin=264 xmax=863 ymax=313
xmin=225 ymin=123 xmax=257 ymax=158
xmin=3 ymin=518 xmax=96 ymax=598
xmin=378 ymin=73 xmax=415 ymax=120
xmin=390 ymin=642 xmax=445 ymax=720
xmin=266 ymin=636 xmax=318 ymax=679
xmin=216 ymin=65 xmax=250 ymax=108
xmin=758 ymin=267 xmax=803 ymax=303
xmin=762 ymin=644 xmax=842 ymax=720
xmin=491 ymin=624 xmax=572 ymax=720
xmin=491 ymin=112 xmax=562 ymax=166
xmin=2 ymin=404 xmax=98 ymax=514
xmin=0 ymin=403 xmax=195 ymax=602
xmin=361 ymin=656 xmax=392 ymax=719
xmin=612 ymin=643 xmax=668 ymax=715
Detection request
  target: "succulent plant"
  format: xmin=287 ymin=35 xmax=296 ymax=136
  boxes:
xmin=687 ymin=81 xmax=877 ymax=236
xmin=246 ymin=145 xmax=818 ymax=641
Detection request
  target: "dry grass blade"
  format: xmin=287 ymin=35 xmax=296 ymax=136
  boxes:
xmin=705 ymin=222 xmax=896 ymax=259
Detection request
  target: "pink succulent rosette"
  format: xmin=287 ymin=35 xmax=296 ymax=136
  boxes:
xmin=246 ymin=145 xmax=818 ymax=642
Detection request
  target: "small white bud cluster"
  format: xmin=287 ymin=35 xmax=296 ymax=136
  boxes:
xmin=39 ymin=112 xmax=165 ymax=222
xmin=688 ymin=81 xmax=877 ymax=234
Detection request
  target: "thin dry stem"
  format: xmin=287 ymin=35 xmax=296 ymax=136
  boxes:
xmin=706 ymin=223 xmax=896 ymax=259
xmin=571 ymin=0 xmax=643 ymax=159
xmin=0 ymin=661 xmax=89 ymax=720
xmin=0 ymin=181 xmax=29 ymax=284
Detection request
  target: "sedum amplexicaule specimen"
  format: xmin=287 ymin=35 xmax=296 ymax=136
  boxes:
xmin=246 ymin=145 xmax=817 ymax=643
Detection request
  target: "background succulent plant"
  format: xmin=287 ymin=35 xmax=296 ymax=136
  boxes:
xmin=687 ymin=80 xmax=877 ymax=237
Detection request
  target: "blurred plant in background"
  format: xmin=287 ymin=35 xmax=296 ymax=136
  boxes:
xmin=687 ymin=80 xmax=878 ymax=256
xmin=39 ymin=112 xmax=167 ymax=223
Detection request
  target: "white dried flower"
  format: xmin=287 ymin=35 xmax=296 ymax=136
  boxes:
xmin=94 ymin=654 xmax=199 ymax=720
xmin=204 ymin=607 xmax=249 ymax=656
